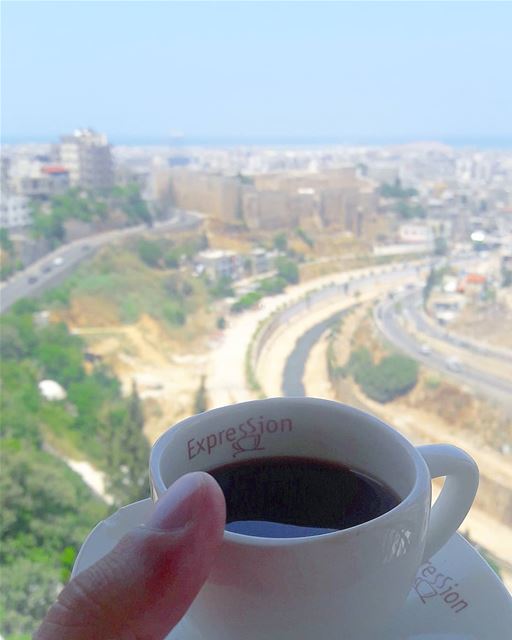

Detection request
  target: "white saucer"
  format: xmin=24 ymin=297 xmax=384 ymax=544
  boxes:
xmin=72 ymin=499 xmax=512 ymax=639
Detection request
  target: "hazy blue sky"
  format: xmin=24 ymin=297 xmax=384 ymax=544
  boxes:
xmin=2 ymin=1 xmax=511 ymax=143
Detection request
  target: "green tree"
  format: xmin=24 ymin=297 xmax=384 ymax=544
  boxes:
xmin=257 ymin=276 xmax=287 ymax=295
xmin=0 ymin=446 xmax=106 ymax=563
xmin=276 ymin=257 xmax=299 ymax=284
xmin=164 ymin=248 xmax=180 ymax=268
xmin=0 ymin=262 xmax=15 ymax=281
xmin=194 ymin=376 xmax=208 ymax=414
xmin=32 ymin=209 xmax=66 ymax=246
xmin=396 ymin=201 xmax=426 ymax=219
xmin=162 ymin=300 xmax=186 ymax=326
xmin=210 ymin=276 xmax=235 ymax=299
xmin=51 ymin=189 xmax=99 ymax=223
xmin=137 ymin=238 xmax=163 ymax=268
xmin=379 ymin=179 xmax=418 ymax=199
xmin=0 ymin=363 xmax=42 ymax=445
xmin=0 ymin=324 xmax=29 ymax=360
xmin=60 ymin=545 xmax=77 ymax=582
xmin=0 ymin=301 xmax=160 ymax=635
xmin=103 ymin=384 xmax=150 ymax=507
xmin=0 ymin=228 xmax=14 ymax=253
xmin=0 ymin=444 xmax=107 ymax=637
xmin=346 ymin=348 xmax=418 ymax=403
xmin=1 ymin=559 xmax=62 ymax=637
xmin=423 ymin=266 xmax=445 ymax=305
xmin=296 ymin=227 xmax=314 ymax=248
xmin=273 ymin=232 xmax=288 ymax=252
xmin=36 ymin=342 xmax=85 ymax=385
xmin=231 ymin=291 xmax=263 ymax=313
xmin=111 ymin=183 xmax=152 ymax=225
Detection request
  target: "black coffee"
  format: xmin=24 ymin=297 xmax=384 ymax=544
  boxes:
xmin=209 ymin=456 xmax=400 ymax=538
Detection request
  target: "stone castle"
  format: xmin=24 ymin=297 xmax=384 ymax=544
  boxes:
xmin=159 ymin=167 xmax=378 ymax=237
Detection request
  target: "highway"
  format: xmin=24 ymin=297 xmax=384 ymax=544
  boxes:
xmin=0 ymin=210 xmax=201 ymax=314
xmin=375 ymin=291 xmax=512 ymax=407
xmin=399 ymin=289 xmax=512 ymax=363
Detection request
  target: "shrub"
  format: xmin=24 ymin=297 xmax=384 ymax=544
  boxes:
xmin=276 ymin=257 xmax=299 ymax=284
xmin=257 ymin=276 xmax=287 ymax=295
xmin=162 ymin=301 xmax=186 ymax=326
xmin=273 ymin=232 xmax=288 ymax=252
xmin=193 ymin=376 xmax=208 ymax=413
xmin=163 ymin=249 xmax=180 ymax=268
xmin=210 ymin=276 xmax=235 ymax=299
xmin=347 ymin=347 xmax=418 ymax=403
xmin=296 ymin=227 xmax=314 ymax=248
xmin=137 ymin=238 xmax=162 ymax=268
xmin=120 ymin=296 xmax=141 ymax=323
xmin=231 ymin=291 xmax=262 ymax=313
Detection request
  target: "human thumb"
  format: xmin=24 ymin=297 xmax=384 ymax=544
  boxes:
xmin=36 ymin=471 xmax=226 ymax=640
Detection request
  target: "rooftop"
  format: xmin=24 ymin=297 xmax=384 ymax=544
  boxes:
xmin=41 ymin=165 xmax=69 ymax=175
xmin=198 ymin=249 xmax=237 ymax=260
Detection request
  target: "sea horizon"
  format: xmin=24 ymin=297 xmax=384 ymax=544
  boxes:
xmin=2 ymin=133 xmax=512 ymax=149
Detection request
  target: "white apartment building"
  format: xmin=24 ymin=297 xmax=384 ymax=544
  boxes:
xmin=0 ymin=194 xmax=31 ymax=229
xmin=60 ymin=129 xmax=114 ymax=190
xmin=399 ymin=223 xmax=434 ymax=244
xmin=197 ymin=249 xmax=243 ymax=280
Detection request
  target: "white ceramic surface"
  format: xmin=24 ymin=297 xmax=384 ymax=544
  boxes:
xmin=148 ymin=398 xmax=478 ymax=639
xmin=72 ymin=498 xmax=512 ymax=640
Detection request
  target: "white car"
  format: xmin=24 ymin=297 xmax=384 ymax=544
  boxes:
xmin=420 ymin=343 xmax=431 ymax=355
xmin=445 ymin=357 xmax=462 ymax=372
xmin=53 ymin=256 xmax=64 ymax=267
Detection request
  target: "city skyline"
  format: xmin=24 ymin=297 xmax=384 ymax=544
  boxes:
xmin=2 ymin=1 xmax=512 ymax=144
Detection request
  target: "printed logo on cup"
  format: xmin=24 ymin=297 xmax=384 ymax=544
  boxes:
xmin=413 ymin=560 xmax=469 ymax=614
xmin=187 ymin=416 xmax=294 ymax=460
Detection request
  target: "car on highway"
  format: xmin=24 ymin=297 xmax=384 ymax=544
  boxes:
xmin=27 ymin=275 xmax=38 ymax=285
xmin=445 ymin=356 xmax=462 ymax=372
xmin=53 ymin=256 xmax=64 ymax=267
xmin=420 ymin=343 xmax=431 ymax=355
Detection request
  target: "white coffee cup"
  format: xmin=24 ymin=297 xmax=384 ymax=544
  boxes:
xmin=150 ymin=398 xmax=478 ymax=640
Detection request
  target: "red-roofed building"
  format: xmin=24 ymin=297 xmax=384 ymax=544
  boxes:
xmin=17 ymin=164 xmax=70 ymax=200
xmin=457 ymin=273 xmax=487 ymax=296
xmin=41 ymin=165 xmax=69 ymax=176
xmin=466 ymin=273 xmax=486 ymax=284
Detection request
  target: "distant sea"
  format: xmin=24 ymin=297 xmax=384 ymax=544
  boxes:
xmin=2 ymin=134 xmax=512 ymax=149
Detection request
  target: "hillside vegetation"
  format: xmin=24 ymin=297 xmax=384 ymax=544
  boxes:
xmin=47 ymin=232 xmax=215 ymax=335
xmin=0 ymin=299 xmax=150 ymax=638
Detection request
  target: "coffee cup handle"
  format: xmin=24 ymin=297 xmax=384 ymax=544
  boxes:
xmin=417 ymin=444 xmax=479 ymax=561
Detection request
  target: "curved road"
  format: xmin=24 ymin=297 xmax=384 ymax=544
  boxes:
xmin=399 ymin=290 xmax=512 ymax=364
xmin=0 ymin=210 xmax=200 ymax=314
xmin=375 ymin=292 xmax=512 ymax=407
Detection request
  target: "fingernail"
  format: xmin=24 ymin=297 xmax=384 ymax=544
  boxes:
xmin=148 ymin=472 xmax=207 ymax=531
